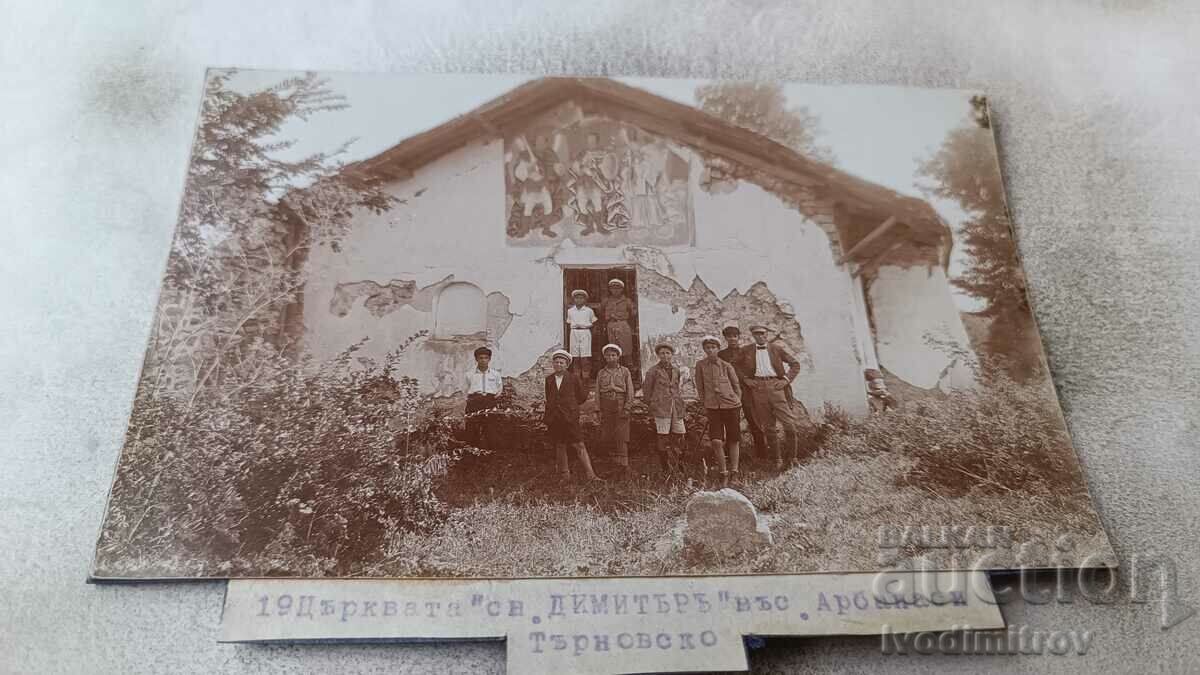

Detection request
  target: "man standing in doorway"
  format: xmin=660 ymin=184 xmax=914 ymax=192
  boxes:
xmin=740 ymin=324 xmax=802 ymax=471
xmin=718 ymin=325 xmax=766 ymax=461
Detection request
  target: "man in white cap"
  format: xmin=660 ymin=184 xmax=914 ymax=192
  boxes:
xmin=566 ymin=289 xmax=597 ymax=379
xmin=642 ymin=342 xmax=685 ymax=474
xmin=694 ymin=335 xmax=743 ymax=486
xmin=741 ymin=324 xmax=802 ymax=470
xmin=601 ymin=278 xmax=635 ymax=369
xmin=594 ymin=343 xmax=634 ymax=478
xmin=543 ymin=349 xmax=599 ymax=482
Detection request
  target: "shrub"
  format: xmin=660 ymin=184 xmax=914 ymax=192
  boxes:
xmin=95 ymin=339 xmax=472 ymax=577
xmin=816 ymin=376 xmax=1083 ymax=498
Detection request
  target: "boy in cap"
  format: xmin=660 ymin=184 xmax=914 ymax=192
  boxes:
xmin=718 ymin=325 xmax=766 ymax=461
xmin=544 ymin=349 xmax=599 ymax=482
xmin=641 ymin=342 xmax=685 ymax=474
xmin=695 ymin=335 xmax=743 ymax=486
xmin=594 ymin=343 xmax=634 ymax=478
xmin=566 ymin=289 xmax=597 ymax=380
xmin=601 ymin=278 xmax=635 ymax=369
xmin=741 ymin=324 xmax=802 ymax=470
xmin=464 ymin=346 xmax=504 ymax=449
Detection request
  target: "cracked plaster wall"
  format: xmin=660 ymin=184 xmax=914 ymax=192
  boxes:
xmin=302 ymin=118 xmax=970 ymax=412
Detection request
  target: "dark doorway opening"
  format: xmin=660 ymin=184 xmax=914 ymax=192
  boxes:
xmin=562 ymin=267 xmax=641 ymax=386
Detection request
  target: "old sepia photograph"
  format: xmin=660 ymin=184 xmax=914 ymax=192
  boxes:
xmin=92 ymin=71 xmax=1113 ymax=579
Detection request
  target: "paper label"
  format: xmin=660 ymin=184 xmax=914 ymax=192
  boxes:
xmin=221 ymin=572 xmax=1001 ymax=674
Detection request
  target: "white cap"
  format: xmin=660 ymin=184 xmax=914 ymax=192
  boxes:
xmin=601 ymin=343 xmax=623 ymax=356
xmin=700 ymin=334 xmax=722 ymax=347
xmin=551 ymin=349 xmax=573 ymax=363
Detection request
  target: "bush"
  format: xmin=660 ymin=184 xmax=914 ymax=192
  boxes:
xmin=95 ymin=339 xmax=473 ymax=577
xmin=816 ymin=376 xmax=1083 ymax=498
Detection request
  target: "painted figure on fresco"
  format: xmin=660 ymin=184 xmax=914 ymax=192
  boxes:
xmin=566 ymin=131 xmax=629 ymax=235
xmin=601 ymin=278 xmax=636 ymax=369
xmin=505 ymin=119 xmax=693 ymax=244
xmin=506 ymin=132 xmax=566 ymax=238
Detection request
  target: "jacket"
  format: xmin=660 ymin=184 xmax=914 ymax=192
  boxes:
xmin=641 ymin=362 xmax=685 ymax=418
xmin=738 ymin=342 xmax=801 ymax=381
xmin=544 ymin=371 xmax=588 ymax=424
xmin=739 ymin=341 xmax=801 ymax=404
xmin=693 ymin=357 xmax=742 ymax=409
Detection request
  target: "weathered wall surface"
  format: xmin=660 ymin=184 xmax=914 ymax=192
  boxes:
xmin=868 ymin=264 xmax=978 ymax=391
xmin=302 ymin=129 xmax=880 ymax=414
xmin=687 ymin=178 xmax=868 ymax=415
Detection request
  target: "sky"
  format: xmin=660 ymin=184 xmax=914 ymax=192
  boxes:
xmin=224 ymin=70 xmax=987 ymax=310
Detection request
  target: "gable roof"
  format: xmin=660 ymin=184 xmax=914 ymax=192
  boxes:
xmin=344 ymin=77 xmax=951 ymax=262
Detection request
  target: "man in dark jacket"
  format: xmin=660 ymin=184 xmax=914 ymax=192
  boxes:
xmin=544 ymin=349 xmax=599 ymax=481
xmin=718 ymin=325 xmax=766 ymax=461
xmin=739 ymin=324 xmax=802 ymax=470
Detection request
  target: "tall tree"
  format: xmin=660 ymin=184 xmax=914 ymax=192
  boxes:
xmin=154 ymin=71 xmax=395 ymax=397
xmin=918 ymin=96 xmax=1041 ymax=380
xmin=695 ymin=81 xmax=835 ymax=164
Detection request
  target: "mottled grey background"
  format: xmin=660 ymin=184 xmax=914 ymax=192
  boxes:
xmin=1 ymin=1 xmax=1197 ymax=673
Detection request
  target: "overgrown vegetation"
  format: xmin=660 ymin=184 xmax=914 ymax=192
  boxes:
xmin=95 ymin=340 xmax=481 ymax=577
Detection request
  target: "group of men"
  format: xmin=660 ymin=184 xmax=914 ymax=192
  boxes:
xmin=463 ymin=318 xmax=808 ymax=486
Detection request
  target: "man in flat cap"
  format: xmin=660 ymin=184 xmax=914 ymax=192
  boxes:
xmin=695 ymin=335 xmax=743 ymax=486
xmin=544 ymin=349 xmax=600 ymax=482
xmin=740 ymin=324 xmax=802 ymax=470
xmin=641 ymin=342 xmax=686 ymax=474
xmin=464 ymin=345 xmax=505 ymax=450
xmin=601 ymin=278 xmax=636 ymax=369
xmin=718 ymin=324 xmax=767 ymax=461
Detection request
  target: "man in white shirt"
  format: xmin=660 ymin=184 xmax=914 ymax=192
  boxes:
xmin=740 ymin=324 xmax=803 ymax=471
xmin=464 ymin=346 xmax=505 ymax=449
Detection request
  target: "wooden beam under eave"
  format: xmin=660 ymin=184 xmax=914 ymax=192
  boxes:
xmin=852 ymin=240 xmax=905 ymax=277
xmin=839 ymin=216 xmax=898 ymax=264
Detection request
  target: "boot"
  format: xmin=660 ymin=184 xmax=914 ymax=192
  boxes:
xmin=655 ymin=435 xmax=672 ymax=474
xmin=574 ymin=442 xmax=601 ymax=481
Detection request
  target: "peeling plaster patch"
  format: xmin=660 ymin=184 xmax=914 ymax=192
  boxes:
xmin=623 ymin=246 xmax=675 ymax=278
xmin=330 ymin=279 xmax=419 ymax=317
xmin=635 ymin=266 xmax=813 ymax=376
xmin=486 ymin=291 xmax=514 ymax=342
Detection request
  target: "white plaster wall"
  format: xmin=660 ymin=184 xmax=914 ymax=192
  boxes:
xmin=689 ymin=177 xmax=869 ymax=416
xmin=302 ymin=125 xmax=871 ymax=413
xmin=302 ymin=139 xmax=569 ymax=393
xmin=869 ymin=264 xmax=978 ymax=390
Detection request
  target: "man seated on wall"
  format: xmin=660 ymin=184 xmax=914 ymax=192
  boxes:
xmin=864 ymin=368 xmax=899 ymax=413
xmin=464 ymin=346 xmax=505 ymax=450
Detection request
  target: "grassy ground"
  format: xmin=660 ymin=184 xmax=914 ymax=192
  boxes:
xmin=360 ymin=428 xmax=1112 ymax=578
